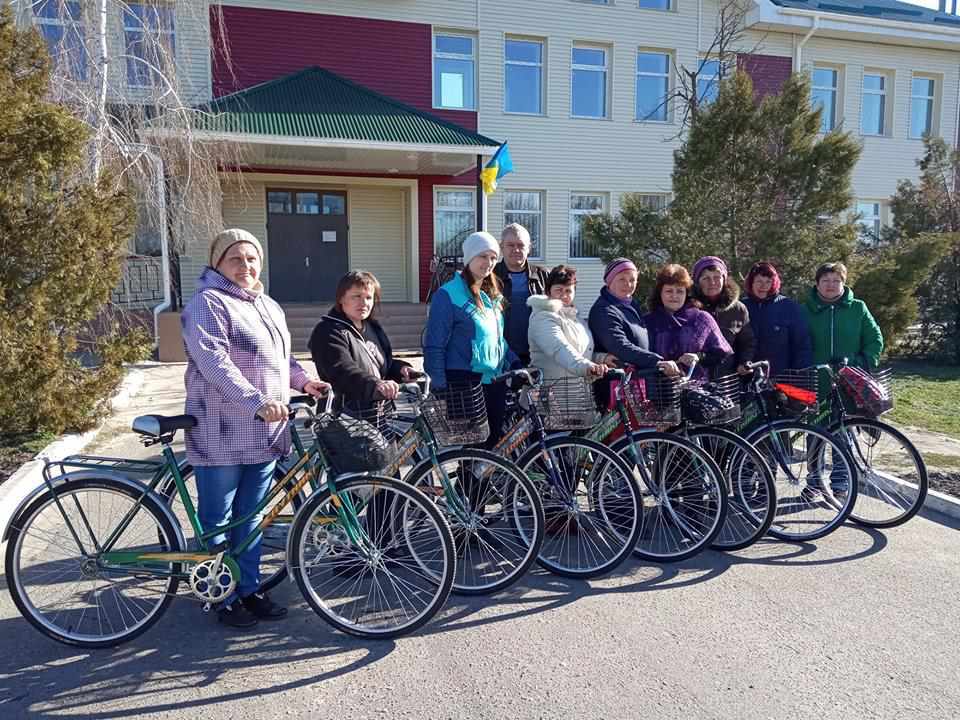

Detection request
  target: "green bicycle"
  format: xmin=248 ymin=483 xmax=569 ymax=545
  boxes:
xmin=4 ymin=392 xmax=457 ymax=647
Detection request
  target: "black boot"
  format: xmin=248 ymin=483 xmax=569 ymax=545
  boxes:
xmin=241 ymin=592 xmax=288 ymax=620
xmin=217 ymin=602 xmax=259 ymax=629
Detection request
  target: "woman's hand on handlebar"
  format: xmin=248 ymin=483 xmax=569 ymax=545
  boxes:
xmin=375 ymin=379 xmax=401 ymax=400
xmin=657 ymin=360 xmax=683 ymax=377
xmin=587 ymin=362 xmax=607 ymax=378
xmin=677 ymin=353 xmax=699 ymax=368
xmin=302 ymin=379 xmax=330 ymax=398
xmin=399 ymin=366 xmax=418 ymax=382
xmin=256 ymin=400 xmax=288 ymax=422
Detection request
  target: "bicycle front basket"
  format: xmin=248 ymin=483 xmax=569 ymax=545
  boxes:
xmin=313 ymin=403 xmax=397 ymax=474
xmin=422 ymin=383 xmax=490 ymax=446
xmin=536 ymin=377 xmax=601 ymax=431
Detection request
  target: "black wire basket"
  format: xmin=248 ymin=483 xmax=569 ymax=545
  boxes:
xmin=421 ymin=383 xmax=490 ymax=446
xmin=313 ymin=402 xmax=398 ymax=474
xmin=683 ymin=374 xmax=742 ymax=425
xmin=622 ymin=374 xmax=685 ymax=426
xmin=536 ymin=377 xmax=601 ymax=431
xmin=770 ymin=368 xmax=820 ymax=417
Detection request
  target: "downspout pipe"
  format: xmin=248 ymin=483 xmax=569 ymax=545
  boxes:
xmin=794 ymin=14 xmax=821 ymax=71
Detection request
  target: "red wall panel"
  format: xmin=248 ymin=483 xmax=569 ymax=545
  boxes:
xmin=738 ymin=53 xmax=793 ymax=100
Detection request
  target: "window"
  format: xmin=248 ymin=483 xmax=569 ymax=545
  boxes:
xmin=434 ymin=34 xmax=476 ymax=110
xmin=569 ymin=193 xmax=607 ymax=257
xmin=636 ymin=51 xmax=671 ymax=122
xmin=505 ymin=38 xmax=544 ymax=115
xmin=34 ymin=1 xmax=87 ymax=81
xmin=697 ymin=58 xmax=721 ymax=106
xmin=861 ymin=72 xmax=889 ymax=136
xmin=571 ymin=46 xmax=608 ymax=119
xmin=124 ymin=3 xmax=176 ymax=88
xmin=812 ymin=67 xmax=839 ymax=133
xmin=639 ymin=0 xmax=672 ymax=9
xmin=856 ymin=201 xmax=882 ymax=243
xmin=504 ymin=192 xmax=544 ymax=258
xmin=267 ymin=191 xmax=292 ymax=214
xmin=637 ymin=193 xmax=669 ymax=212
xmin=435 ymin=189 xmax=476 ymax=256
xmin=910 ymin=76 xmax=936 ymax=139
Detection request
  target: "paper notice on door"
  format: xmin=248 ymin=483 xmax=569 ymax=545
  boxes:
xmin=322 ymin=231 xmax=337 ymax=243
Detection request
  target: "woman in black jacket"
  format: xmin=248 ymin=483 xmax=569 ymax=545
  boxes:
xmin=308 ymin=271 xmax=413 ymax=413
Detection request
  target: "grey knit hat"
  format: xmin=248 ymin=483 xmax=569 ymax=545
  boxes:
xmin=209 ymin=228 xmax=263 ymax=268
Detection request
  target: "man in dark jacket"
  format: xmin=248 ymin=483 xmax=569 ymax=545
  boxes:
xmin=493 ymin=223 xmax=549 ymax=366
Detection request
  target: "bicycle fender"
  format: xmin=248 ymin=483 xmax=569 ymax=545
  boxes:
xmin=2 ymin=469 xmax=187 ymax=551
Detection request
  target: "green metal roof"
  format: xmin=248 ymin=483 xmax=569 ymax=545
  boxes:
xmin=770 ymin=0 xmax=960 ymax=29
xmin=190 ymin=66 xmax=500 ymax=148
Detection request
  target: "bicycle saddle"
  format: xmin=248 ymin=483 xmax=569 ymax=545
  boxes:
xmin=132 ymin=414 xmax=197 ymax=437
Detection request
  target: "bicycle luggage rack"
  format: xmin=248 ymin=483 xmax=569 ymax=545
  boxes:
xmin=43 ymin=454 xmax=166 ymax=482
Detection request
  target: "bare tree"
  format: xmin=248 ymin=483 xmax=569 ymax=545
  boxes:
xmin=15 ymin=0 xmax=244 ymax=314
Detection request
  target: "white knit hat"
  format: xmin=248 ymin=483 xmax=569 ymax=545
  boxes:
xmin=209 ymin=228 xmax=263 ymax=268
xmin=462 ymin=231 xmax=500 ymax=265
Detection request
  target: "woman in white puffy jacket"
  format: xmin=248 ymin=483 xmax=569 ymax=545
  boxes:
xmin=527 ymin=265 xmax=614 ymax=379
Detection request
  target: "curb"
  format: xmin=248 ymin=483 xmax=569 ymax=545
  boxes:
xmin=0 ymin=368 xmax=146 ymax=539
xmin=922 ymin=487 xmax=960 ymax=521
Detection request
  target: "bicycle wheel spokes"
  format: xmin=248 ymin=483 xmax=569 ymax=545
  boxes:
xmin=752 ymin=424 xmax=857 ymax=541
xmin=522 ymin=438 xmax=641 ymax=578
xmin=7 ymin=481 xmax=180 ymax=647
xmin=408 ymin=451 xmax=542 ymax=594
xmin=614 ymin=434 xmax=726 ymax=562
xmin=689 ymin=429 xmax=777 ymax=551
xmin=839 ymin=420 xmax=928 ymax=528
xmin=291 ymin=477 xmax=454 ymax=638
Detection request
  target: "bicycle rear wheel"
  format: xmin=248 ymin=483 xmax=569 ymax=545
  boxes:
xmin=516 ymin=436 xmax=643 ymax=578
xmin=610 ymin=433 xmax=727 ymax=562
xmin=747 ymin=421 xmax=858 ymax=541
xmin=686 ymin=427 xmax=777 ymax=551
xmin=404 ymin=449 xmax=544 ymax=595
xmin=288 ymin=475 xmax=455 ymax=639
xmin=161 ymin=461 xmax=311 ymax=594
xmin=6 ymin=477 xmax=184 ymax=648
xmin=831 ymin=418 xmax=927 ymax=528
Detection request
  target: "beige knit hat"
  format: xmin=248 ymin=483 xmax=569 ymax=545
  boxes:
xmin=209 ymin=228 xmax=263 ymax=268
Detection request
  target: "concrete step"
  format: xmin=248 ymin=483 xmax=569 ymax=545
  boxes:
xmin=283 ymin=302 xmax=427 ymax=352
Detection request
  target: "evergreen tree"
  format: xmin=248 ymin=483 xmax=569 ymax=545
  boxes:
xmin=883 ymin=136 xmax=960 ymax=362
xmin=0 ymin=7 xmax=148 ymax=434
xmin=587 ymin=71 xmax=862 ymax=299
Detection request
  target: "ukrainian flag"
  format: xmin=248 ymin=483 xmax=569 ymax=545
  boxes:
xmin=480 ymin=142 xmax=514 ymax=195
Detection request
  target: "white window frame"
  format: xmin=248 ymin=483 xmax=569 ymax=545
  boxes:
xmin=504 ymin=36 xmax=545 ymax=116
xmin=910 ymin=73 xmax=939 ymax=139
xmin=636 ymin=193 xmax=670 ymax=213
xmin=123 ymin=2 xmax=176 ymax=89
xmin=812 ymin=65 xmax=841 ymax=133
xmin=503 ymin=190 xmax=545 ymax=259
xmin=434 ymin=186 xmax=477 ymax=257
xmin=636 ymin=49 xmax=672 ymax=122
xmin=860 ymin=69 xmax=892 ymax=137
xmin=856 ymin=200 xmax=884 ymax=243
xmin=570 ymin=44 xmax=610 ymax=120
xmin=569 ymin=192 xmax=609 ymax=258
xmin=34 ymin=0 xmax=87 ymax=81
xmin=433 ymin=31 xmax=477 ymax=111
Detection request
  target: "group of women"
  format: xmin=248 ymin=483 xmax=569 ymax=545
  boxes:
xmin=179 ymin=226 xmax=885 ymax=630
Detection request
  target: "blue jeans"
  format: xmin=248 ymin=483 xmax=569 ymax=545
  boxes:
xmin=195 ymin=461 xmax=276 ymax=604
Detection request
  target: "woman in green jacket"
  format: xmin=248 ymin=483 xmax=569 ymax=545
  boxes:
xmin=803 ymin=262 xmax=883 ymax=369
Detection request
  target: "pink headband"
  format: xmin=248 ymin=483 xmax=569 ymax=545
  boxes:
xmin=604 ymin=259 xmax=638 ymax=286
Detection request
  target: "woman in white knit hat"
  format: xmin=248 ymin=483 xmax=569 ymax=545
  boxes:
xmin=422 ymin=230 xmax=517 ymax=448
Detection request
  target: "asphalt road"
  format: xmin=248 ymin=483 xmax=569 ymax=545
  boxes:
xmin=1 ymin=363 xmax=958 ymax=719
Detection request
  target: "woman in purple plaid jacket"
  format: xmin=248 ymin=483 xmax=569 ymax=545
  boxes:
xmin=181 ymin=229 xmax=328 ymax=630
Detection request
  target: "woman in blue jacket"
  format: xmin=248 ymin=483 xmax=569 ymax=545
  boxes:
xmin=742 ymin=261 xmax=812 ymax=375
xmin=423 ymin=231 xmax=516 ymax=447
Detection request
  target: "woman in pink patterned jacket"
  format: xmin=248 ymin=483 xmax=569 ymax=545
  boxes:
xmin=181 ymin=229 xmax=327 ymax=630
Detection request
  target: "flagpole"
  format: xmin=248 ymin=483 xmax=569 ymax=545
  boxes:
xmin=475 ymin=154 xmax=485 ymax=232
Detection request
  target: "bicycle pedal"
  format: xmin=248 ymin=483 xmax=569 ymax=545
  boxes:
xmin=202 ymin=602 xmax=212 ymax=614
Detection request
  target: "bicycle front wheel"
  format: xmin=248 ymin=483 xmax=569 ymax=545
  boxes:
xmin=516 ymin=436 xmax=643 ymax=578
xmin=610 ymin=433 xmax=727 ymax=562
xmin=747 ymin=421 xmax=858 ymax=541
xmin=831 ymin=418 xmax=928 ymax=528
xmin=686 ymin=427 xmax=777 ymax=551
xmin=6 ymin=477 xmax=184 ymax=648
xmin=404 ymin=449 xmax=544 ymax=595
xmin=288 ymin=475 xmax=455 ymax=639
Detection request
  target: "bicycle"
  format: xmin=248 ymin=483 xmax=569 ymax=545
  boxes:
xmin=732 ymin=362 xmax=859 ymax=541
xmin=806 ymin=363 xmax=927 ymax=528
xmin=487 ymin=368 xmax=645 ymax=578
xmin=425 ymin=255 xmax=463 ymax=303
xmin=582 ymin=367 xmax=729 ymax=562
xmin=4 ymin=391 xmax=457 ymax=647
